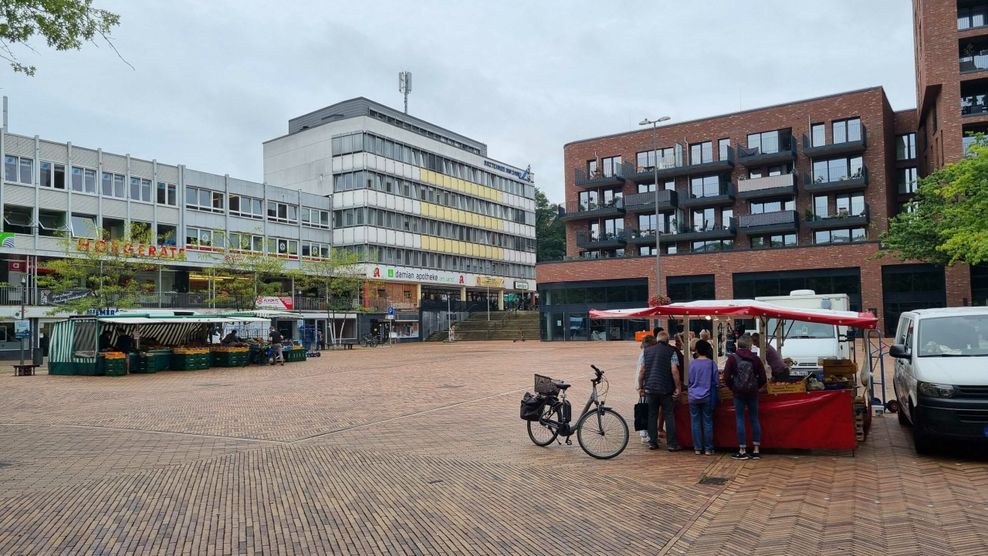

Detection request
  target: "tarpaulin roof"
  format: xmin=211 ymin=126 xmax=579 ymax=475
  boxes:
xmin=97 ymin=316 xmax=270 ymax=324
xmin=589 ymin=299 xmax=879 ymax=329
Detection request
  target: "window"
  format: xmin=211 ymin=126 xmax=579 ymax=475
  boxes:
xmin=227 ymin=232 xmax=263 ymax=251
xmin=229 ymin=194 xmax=264 ymax=219
xmin=600 ymin=156 xmax=622 ymax=177
xmin=814 ymin=228 xmax=867 ymax=245
xmin=302 ymin=241 xmax=330 ymax=259
xmin=130 ymin=177 xmax=152 ymax=202
xmin=602 ymin=218 xmax=624 ymax=236
xmin=897 ymin=167 xmax=919 ymax=194
xmin=689 ymin=175 xmax=721 ymax=198
xmin=692 ymin=208 xmax=715 ymax=231
xmin=586 ymin=159 xmax=598 ymax=177
xmin=37 ymin=209 xmax=66 ymax=237
xmin=718 ymin=138 xmax=730 ymax=161
xmin=4 ymin=155 xmax=33 ymax=185
xmin=832 ymin=118 xmax=862 ymax=143
xmin=959 ymin=5 xmax=988 ymax=29
xmin=814 ymin=195 xmax=828 ymax=217
xmin=102 ymin=172 xmax=126 ymax=198
xmin=3 ymin=205 xmax=34 ymax=235
xmin=835 ymin=193 xmax=865 ymax=216
xmin=812 ymin=156 xmax=863 ymax=183
xmin=811 ymin=123 xmax=825 ymax=147
xmin=185 ymin=227 xmax=219 ymax=248
xmin=301 ymin=207 xmax=330 ymax=228
xmin=749 ymin=199 xmax=794 ymax=214
xmin=746 ymin=129 xmax=792 ymax=154
xmin=751 ymin=234 xmax=796 ymax=249
xmin=691 ymin=240 xmax=733 ymax=253
xmin=964 ymin=134 xmax=978 ymax=156
xmin=689 ymin=141 xmax=713 ymax=164
xmin=267 ymin=201 xmax=298 ymax=223
xmin=70 ymin=213 xmax=98 ymax=238
xmin=186 ymin=186 xmax=224 ymax=213
xmin=896 ymin=133 xmax=917 ymax=160
xmin=40 ymin=162 xmax=66 ymax=189
xmin=157 ymin=182 xmax=177 ymax=206
xmin=268 ymin=237 xmax=299 ymax=256
xmin=157 ymin=224 xmax=177 ymax=246
xmin=636 ymin=150 xmax=655 ymax=171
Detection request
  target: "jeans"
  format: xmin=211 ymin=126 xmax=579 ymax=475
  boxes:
xmin=733 ymin=395 xmax=762 ymax=447
xmin=647 ymin=393 xmax=678 ymax=448
xmin=272 ymin=343 xmax=284 ymax=364
xmin=689 ymin=395 xmax=716 ymax=451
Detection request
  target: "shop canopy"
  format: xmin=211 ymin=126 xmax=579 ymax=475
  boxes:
xmin=589 ymin=299 xmax=879 ymax=329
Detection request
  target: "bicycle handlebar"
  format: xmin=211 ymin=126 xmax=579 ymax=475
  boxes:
xmin=590 ymin=364 xmax=604 ymax=384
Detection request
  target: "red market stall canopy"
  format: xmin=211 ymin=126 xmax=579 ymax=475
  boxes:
xmin=589 ymin=299 xmax=879 ymax=329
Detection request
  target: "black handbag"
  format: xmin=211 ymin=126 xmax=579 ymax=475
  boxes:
xmin=633 ymin=396 xmax=648 ymax=431
xmin=520 ymin=392 xmax=546 ymax=421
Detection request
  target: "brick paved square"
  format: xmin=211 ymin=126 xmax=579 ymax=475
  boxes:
xmin=1 ymin=341 xmax=987 ymax=554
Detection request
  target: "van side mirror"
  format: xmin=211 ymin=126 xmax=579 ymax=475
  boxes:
xmin=842 ymin=329 xmax=856 ymax=340
xmin=889 ymin=344 xmax=910 ymax=359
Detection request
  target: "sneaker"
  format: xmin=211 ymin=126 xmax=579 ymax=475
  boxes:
xmin=704 ymin=449 xmax=715 ymax=456
xmin=648 ymin=443 xmax=660 ymax=450
xmin=667 ymin=445 xmax=682 ymax=452
xmin=640 ymin=436 xmax=649 ymax=444
xmin=750 ymin=452 xmax=761 ymax=460
xmin=694 ymin=449 xmax=702 ymax=455
xmin=731 ymin=451 xmax=749 ymax=460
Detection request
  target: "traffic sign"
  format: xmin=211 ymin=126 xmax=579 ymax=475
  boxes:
xmin=387 ymin=306 xmax=395 ymax=316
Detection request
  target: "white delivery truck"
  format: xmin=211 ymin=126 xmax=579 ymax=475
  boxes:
xmin=754 ymin=290 xmax=852 ymax=376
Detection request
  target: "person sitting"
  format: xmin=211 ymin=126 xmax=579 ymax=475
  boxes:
xmin=751 ymin=332 xmax=789 ymax=380
xmin=221 ymin=330 xmax=240 ymax=345
xmin=98 ymin=330 xmax=114 ymax=352
xmin=114 ymin=333 xmax=134 ymax=354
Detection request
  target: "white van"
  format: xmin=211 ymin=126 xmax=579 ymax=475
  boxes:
xmin=755 ymin=290 xmax=852 ymax=376
xmin=890 ymin=307 xmax=988 ymax=453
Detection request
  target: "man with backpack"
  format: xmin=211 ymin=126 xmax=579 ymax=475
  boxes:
xmin=722 ymin=333 xmax=767 ymax=460
xmin=638 ymin=331 xmax=683 ymax=452
xmin=268 ymin=327 xmax=285 ymax=366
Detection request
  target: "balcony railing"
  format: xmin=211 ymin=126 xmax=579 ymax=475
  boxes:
xmin=680 ymin=183 xmax=735 ymax=207
xmin=737 ymin=140 xmax=797 ymax=167
xmin=574 ymin=161 xmax=634 ymax=188
xmin=805 ymin=205 xmax=870 ymax=230
xmin=738 ymin=210 xmax=799 ymax=235
xmin=626 ymin=226 xmax=680 ymax=245
xmin=687 ymin=145 xmax=735 ymax=174
xmin=560 ymin=198 xmax=625 ymax=221
xmin=673 ymin=218 xmax=737 ymax=242
xmin=801 ymin=126 xmax=867 ymax=158
xmin=962 ymin=97 xmax=988 ymax=116
xmin=736 ymin=173 xmax=797 ymax=199
xmin=960 ymin=54 xmax=988 ymax=73
xmin=630 ymin=152 xmax=686 ymax=183
xmin=803 ymin=166 xmax=869 ymax=193
xmin=623 ymin=190 xmax=678 ymax=212
xmin=575 ymin=230 xmax=629 ymax=249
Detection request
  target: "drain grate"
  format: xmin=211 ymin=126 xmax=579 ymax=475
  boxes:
xmin=698 ymin=476 xmax=728 ymax=486
xmin=0 ymin=462 xmax=11 ymax=469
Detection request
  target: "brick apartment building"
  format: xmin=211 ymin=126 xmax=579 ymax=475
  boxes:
xmin=535 ymin=0 xmax=985 ymax=340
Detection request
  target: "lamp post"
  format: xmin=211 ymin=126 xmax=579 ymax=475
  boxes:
xmin=639 ymin=116 xmax=671 ymax=298
xmin=19 ymin=276 xmax=26 ymax=365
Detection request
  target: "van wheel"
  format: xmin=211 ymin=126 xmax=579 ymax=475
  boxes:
xmin=897 ymin=400 xmax=909 ymax=426
xmin=913 ymin=428 xmax=933 ymax=455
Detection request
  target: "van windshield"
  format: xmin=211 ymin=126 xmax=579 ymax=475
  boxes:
xmin=766 ymin=319 xmax=835 ymax=339
xmin=917 ymin=315 xmax=988 ymax=357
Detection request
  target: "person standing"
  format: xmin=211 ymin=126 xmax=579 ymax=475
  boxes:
xmin=268 ymin=327 xmax=285 ymax=366
xmin=688 ymin=339 xmax=718 ymax=455
xmin=638 ymin=331 xmax=682 ymax=451
xmin=316 ymin=328 xmax=324 ymax=351
xmin=635 ymin=335 xmax=657 ymax=444
xmin=722 ymin=333 xmax=767 ymax=460
xmin=751 ymin=332 xmax=789 ymax=380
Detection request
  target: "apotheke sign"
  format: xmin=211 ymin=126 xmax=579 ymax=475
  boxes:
xmin=370 ymin=266 xmax=465 ymax=285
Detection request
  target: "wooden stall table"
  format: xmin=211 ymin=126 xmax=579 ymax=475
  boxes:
xmin=13 ymin=364 xmax=38 ymax=376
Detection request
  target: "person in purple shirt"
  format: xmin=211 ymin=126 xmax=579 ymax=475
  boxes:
xmin=687 ymin=339 xmax=718 ymax=455
xmin=751 ymin=332 xmax=789 ymax=380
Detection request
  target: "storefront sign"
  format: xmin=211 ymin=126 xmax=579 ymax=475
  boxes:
xmin=483 ymin=160 xmax=532 ymax=182
xmin=370 ymin=266 xmax=466 ymax=286
xmin=514 ymin=281 xmax=529 ymax=290
xmin=476 ymin=276 xmax=504 ymax=288
xmin=85 ymin=308 xmax=117 ymax=316
xmin=14 ymin=320 xmax=30 ymax=339
xmin=256 ymin=296 xmax=295 ymax=310
xmin=76 ymin=238 xmax=185 ymax=260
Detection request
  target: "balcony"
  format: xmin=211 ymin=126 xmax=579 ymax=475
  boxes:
xmin=680 ymin=184 xmax=735 ymax=208
xmin=623 ymin=190 xmax=678 ymax=213
xmin=960 ymin=53 xmax=988 ymax=74
xmin=803 ymin=167 xmax=868 ymax=193
xmin=736 ymin=173 xmax=797 ymax=200
xmin=687 ymin=145 xmax=735 ymax=175
xmin=738 ymin=210 xmax=799 ymax=235
xmin=560 ymin=198 xmax=624 ymax=221
xmin=805 ymin=205 xmax=870 ymax=230
xmin=737 ymin=141 xmax=797 ymax=167
xmin=575 ymin=161 xmax=633 ymax=189
xmin=626 ymin=227 xmax=681 ymax=245
xmin=629 ymin=153 xmax=688 ymax=183
xmin=576 ymin=229 xmax=629 ymax=249
xmin=673 ymin=219 xmax=737 ymax=242
xmin=962 ymin=94 xmax=988 ymax=117
xmin=801 ymin=126 xmax=867 ymax=158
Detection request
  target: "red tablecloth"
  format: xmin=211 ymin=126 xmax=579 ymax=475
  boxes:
xmin=673 ymin=390 xmax=856 ymax=450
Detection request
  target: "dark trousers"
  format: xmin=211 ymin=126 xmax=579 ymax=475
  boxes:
xmin=646 ymin=393 xmax=678 ymax=448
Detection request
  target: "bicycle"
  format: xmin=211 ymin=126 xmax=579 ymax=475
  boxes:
xmin=360 ymin=333 xmax=379 ymax=348
xmin=525 ymin=365 xmax=629 ymax=459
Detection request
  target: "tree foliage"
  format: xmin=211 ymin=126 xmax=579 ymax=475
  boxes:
xmin=0 ymin=0 xmax=122 ymax=75
xmin=535 ymin=187 xmax=565 ymax=262
xmin=206 ymin=249 xmax=286 ymax=311
xmin=39 ymin=223 xmax=158 ymax=315
xmin=291 ymin=250 xmax=363 ymax=311
xmin=881 ymin=134 xmax=988 ymax=266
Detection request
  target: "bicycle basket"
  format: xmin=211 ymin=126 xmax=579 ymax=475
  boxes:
xmin=534 ymin=374 xmax=559 ymax=396
xmin=519 ymin=392 xmax=545 ymax=421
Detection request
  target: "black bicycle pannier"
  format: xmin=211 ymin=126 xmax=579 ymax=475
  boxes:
xmin=520 ymin=392 xmax=545 ymax=421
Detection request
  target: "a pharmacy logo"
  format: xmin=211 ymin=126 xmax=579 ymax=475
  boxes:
xmin=0 ymin=233 xmax=14 ymax=248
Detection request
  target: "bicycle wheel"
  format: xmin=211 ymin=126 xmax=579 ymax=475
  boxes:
xmin=576 ymin=407 xmax=629 ymax=459
xmin=527 ymin=403 xmax=559 ymax=447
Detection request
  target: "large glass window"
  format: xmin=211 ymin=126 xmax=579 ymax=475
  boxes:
xmin=835 ymin=193 xmax=865 ymax=216
xmin=157 ymin=182 xmax=177 ymax=206
xmin=749 ymin=199 xmax=794 ymax=214
xmin=690 ymin=141 xmax=713 ymax=164
xmin=39 ymin=162 xmax=66 ymax=189
xmin=600 ymin=156 xmax=622 ymax=177
xmin=751 ymin=234 xmax=796 ymax=249
xmin=577 ymin=190 xmax=598 ymax=211
xmin=812 ymin=156 xmax=864 ymax=183
xmin=814 ymin=227 xmax=867 ymax=245
xmin=734 ymin=268 xmax=862 ymax=312
xmin=811 ymin=123 xmax=825 ymax=147
xmin=832 ymin=118 xmax=862 ymax=143
xmin=896 ymin=133 xmax=917 ymax=160
xmin=692 ymin=208 xmax=715 ymax=231
xmin=882 ymin=264 xmax=947 ymax=336
xmin=747 ymin=129 xmax=792 ymax=154
xmin=70 ymin=213 xmax=98 ymax=238
xmin=718 ymin=138 xmax=731 ymax=161
xmin=959 ymin=5 xmax=988 ymax=29
xmin=897 ymin=167 xmax=919 ymax=194
xmin=689 ymin=175 xmax=721 ymax=198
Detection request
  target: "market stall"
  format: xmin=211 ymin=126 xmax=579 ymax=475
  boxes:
xmin=49 ymin=313 xmax=275 ymax=376
xmin=590 ymin=299 xmax=879 ymax=451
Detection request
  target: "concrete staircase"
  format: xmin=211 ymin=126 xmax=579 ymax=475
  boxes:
xmin=443 ymin=311 xmax=540 ymax=341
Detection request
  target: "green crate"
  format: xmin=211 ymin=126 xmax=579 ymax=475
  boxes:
xmin=171 ymin=353 xmax=210 ymax=371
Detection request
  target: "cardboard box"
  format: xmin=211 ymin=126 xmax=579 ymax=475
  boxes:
xmin=767 ymin=381 xmax=807 ymax=395
xmin=818 ymin=358 xmax=858 ymax=376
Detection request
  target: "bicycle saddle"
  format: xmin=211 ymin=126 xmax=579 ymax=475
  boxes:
xmin=552 ymin=380 xmax=571 ymax=390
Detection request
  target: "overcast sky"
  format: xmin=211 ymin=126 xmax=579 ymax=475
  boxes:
xmin=1 ymin=1 xmax=915 ymax=203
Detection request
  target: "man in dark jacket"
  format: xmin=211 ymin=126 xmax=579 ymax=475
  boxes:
xmin=722 ymin=333 xmax=768 ymax=460
xmin=638 ymin=331 xmax=682 ymax=451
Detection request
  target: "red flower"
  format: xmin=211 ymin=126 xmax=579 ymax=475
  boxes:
xmin=648 ymin=294 xmax=671 ymax=307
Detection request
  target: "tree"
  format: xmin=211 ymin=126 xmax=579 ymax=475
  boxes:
xmin=881 ymin=134 xmax=988 ymax=266
xmin=290 ymin=250 xmax=363 ymax=311
xmin=0 ymin=0 xmax=123 ymax=75
xmin=40 ymin=223 xmax=160 ymax=315
xmin=535 ymin=187 xmax=565 ymax=262
xmin=207 ymin=249 xmax=286 ymax=311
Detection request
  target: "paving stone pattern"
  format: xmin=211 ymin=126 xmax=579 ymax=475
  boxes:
xmin=0 ymin=342 xmax=987 ymax=554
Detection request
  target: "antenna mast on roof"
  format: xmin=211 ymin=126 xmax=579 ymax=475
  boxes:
xmin=399 ymin=71 xmax=412 ymax=114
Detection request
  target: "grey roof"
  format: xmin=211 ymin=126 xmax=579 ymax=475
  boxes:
xmin=287 ymin=97 xmax=487 ymax=156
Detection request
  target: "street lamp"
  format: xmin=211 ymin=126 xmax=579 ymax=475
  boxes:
xmin=19 ymin=276 xmax=26 ymax=365
xmin=639 ymin=116 xmax=671 ymax=298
